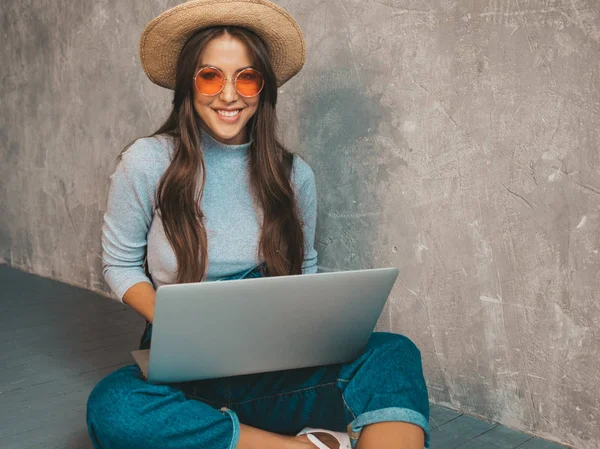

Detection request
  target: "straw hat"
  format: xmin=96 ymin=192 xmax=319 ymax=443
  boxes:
xmin=140 ymin=0 xmax=306 ymax=90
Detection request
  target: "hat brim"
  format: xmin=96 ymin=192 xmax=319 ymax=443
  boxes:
xmin=140 ymin=0 xmax=306 ymax=90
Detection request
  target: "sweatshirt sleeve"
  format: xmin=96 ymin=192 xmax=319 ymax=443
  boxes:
xmin=101 ymin=140 xmax=156 ymax=301
xmin=293 ymin=156 xmax=318 ymax=274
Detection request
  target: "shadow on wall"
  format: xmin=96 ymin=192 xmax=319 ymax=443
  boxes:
xmin=299 ymin=68 xmax=410 ymax=273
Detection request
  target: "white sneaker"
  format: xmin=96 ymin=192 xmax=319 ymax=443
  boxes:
xmin=296 ymin=427 xmax=351 ymax=449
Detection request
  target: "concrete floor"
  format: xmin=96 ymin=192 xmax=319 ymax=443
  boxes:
xmin=0 ymin=264 xmax=569 ymax=449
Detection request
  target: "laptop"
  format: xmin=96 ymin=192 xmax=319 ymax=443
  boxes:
xmin=132 ymin=267 xmax=399 ymax=384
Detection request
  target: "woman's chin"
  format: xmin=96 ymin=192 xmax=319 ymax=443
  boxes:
xmin=208 ymin=123 xmax=246 ymax=144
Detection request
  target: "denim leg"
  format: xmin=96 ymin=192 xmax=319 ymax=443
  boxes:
xmin=338 ymin=332 xmax=430 ymax=448
xmin=227 ymin=363 xmax=348 ymax=435
xmin=87 ymin=333 xmax=429 ymax=448
xmin=86 ymin=364 xmax=238 ymax=449
xmin=223 ymin=333 xmax=429 ymax=448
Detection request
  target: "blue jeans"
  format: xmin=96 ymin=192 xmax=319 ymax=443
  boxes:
xmin=87 ymin=266 xmax=430 ymax=449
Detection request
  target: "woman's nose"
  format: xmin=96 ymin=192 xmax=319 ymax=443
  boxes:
xmin=219 ymin=79 xmax=238 ymax=102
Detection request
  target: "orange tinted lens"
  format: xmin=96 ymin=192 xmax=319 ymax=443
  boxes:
xmin=236 ymin=69 xmax=264 ymax=96
xmin=195 ymin=68 xmax=224 ymax=95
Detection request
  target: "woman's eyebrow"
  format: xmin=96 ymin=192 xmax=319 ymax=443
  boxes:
xmin=197 ymin=64 xmax=256 ymax=73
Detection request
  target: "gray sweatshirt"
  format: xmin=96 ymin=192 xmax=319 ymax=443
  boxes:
xmin=101 ymin=129 xmax=318 ymax=302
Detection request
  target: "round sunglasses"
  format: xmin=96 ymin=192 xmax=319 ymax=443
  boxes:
xmin=193 ymin=66 xmax=265 ymax=97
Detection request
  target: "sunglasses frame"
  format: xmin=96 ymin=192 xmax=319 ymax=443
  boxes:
xmin=193 ymin=66 xmax=265 ymax=98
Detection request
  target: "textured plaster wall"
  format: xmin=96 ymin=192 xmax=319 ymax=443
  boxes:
xmin=1 ymin=0 xmax=599 ymax=447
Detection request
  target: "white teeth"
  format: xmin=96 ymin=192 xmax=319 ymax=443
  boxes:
xmin=216 ymin=109 xmax=240 ymax=117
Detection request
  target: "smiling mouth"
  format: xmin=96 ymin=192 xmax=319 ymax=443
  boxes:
xmin=214 ymin=109 xmax=242 ymax=117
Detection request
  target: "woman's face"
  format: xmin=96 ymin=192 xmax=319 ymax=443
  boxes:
xmin=193 ymin=34 xmax=260 ymax=145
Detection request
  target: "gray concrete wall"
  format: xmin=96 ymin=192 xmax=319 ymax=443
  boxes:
xmin=1 ymin=0 xmax=598 ymax=447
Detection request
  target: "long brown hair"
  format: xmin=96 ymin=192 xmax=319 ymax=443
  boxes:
xmin=119 ymin=26 xmax=305 ymax=282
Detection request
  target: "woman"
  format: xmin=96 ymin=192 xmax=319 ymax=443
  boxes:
xmin=87 ymin=1 xmax=430 ymax=448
